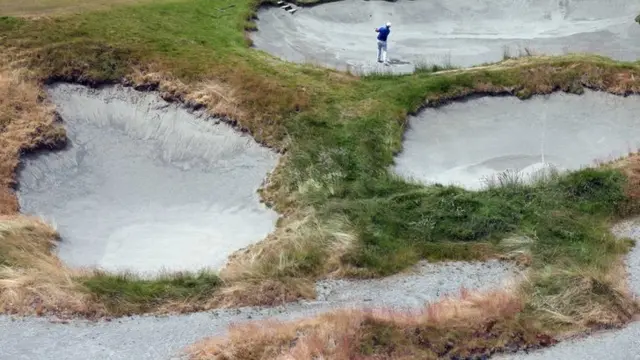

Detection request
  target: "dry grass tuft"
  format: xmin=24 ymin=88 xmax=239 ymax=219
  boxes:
xmin=186 ymin=289 xmax=554 ymax=360
xmin=524 ymin=264 xmax=637 ymax=333
xmin=0 ymin=68 xmax=66 ymax=214
xmin=215 ymin=278 xmax=315 ymax=308
xmin=218 ymin=209 xmax=356 ymax=306
xmin=425 ymin=57 xmax=640 ymax=108
xmin=0 ymin=215 xmax=99 ymax=316
xmin=223 ymin=211 xmax=354 ymax=278
xmin=128 ymin=68 xmax=247 ymax=122
xmin=610 ymin=152 xmax=640 ymax=215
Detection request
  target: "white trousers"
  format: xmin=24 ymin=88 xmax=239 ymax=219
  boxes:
xmin=377 ymin=40 xmax=388 ymax=62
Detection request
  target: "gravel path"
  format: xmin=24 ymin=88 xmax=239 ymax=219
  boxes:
xmin=500 ymin=218 xmax=640 ymax=360
xmin=3 ymin=217 xmax=639 ymax=360
xmin=2 ymin=221 xmax=640 ymax=360
xmin=0 ymin=260 xmax=515 ymax=360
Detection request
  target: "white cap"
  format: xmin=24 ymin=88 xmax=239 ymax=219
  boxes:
xmin=386 ymin=22 xmax=391 ymax=27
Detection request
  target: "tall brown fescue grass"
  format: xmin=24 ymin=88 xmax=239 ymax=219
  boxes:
xmin=127 ymin=68 xmax=248 ymax=131
xmin=0 ymin=68 xmax=65 ymax=214
xmin=0 ymin=215 xmax=99 ymax=316
xmin=0 ymin=68 xmax=99 ymax=316
xmin=523 ymin=261 xmax=637 ymax=333
xmin=0 ymin=68 xmax=84 ymax=314
xmin=217 ymin=206 xmax=356 ymax=307
xmin=186 ymin=289 xmax=555 ymax=360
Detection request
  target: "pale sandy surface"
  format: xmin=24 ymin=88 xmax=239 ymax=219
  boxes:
xmin=17 ymin=83 xmax=280 ymax=276
xmin=393 ymin=91 xmax=640 ymax=190
xmin=252 ymin=0 xmax=640 ymax=74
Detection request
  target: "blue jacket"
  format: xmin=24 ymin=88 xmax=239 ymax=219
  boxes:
xmin=377 ymin=26 xmax=390 ymax=41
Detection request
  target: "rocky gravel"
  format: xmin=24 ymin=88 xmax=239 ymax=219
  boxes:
xmin=5 ymin=189 xmax=640 ymax=360
xmin=0 ymin=260 xmax=516 ymax=360
xmin=3 ymin=219 xmax=640 ymax=360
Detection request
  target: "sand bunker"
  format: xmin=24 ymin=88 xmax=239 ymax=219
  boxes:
xmin=16 ymin=83 xmax=279 ymax=276
xmin=253 ymin=0 xmax=640 ymax=73
xmin=393 ymin=90 xmax=640 ymax=190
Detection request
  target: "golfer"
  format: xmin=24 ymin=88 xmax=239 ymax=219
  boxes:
xmin=374 ymin=22 xmax=391 ymax=64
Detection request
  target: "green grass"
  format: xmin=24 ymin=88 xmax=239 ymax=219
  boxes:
xmin=3 ymin=1 xmax=256 ymax=83
xmin=1 ymin=0 xmax=640 ymax=331
xmin=0 ymin=0 xmax=154 ymax=17
xmin=282 ymin=82 xmax=636 ymax=282
xmin=0 ymin=0 xmax=333 ymax=145
xmin=83 ymin=271 xmax=221 ymax=314
xmin=324 ymin=169 xmax=627 ymax=274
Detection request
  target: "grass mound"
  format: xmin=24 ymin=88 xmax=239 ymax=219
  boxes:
xmin=83 ymin=271 xmax=221 ymax=315
xmin=187 ymin=290 xmax=554 ymax=360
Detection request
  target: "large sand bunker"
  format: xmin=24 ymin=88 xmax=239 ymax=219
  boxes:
xmin=253 ymin=0 xmax=640 ymax=73
xmin=393 ymin=90 xmax=640 ymax=190
xmin=16 ymin=84 xmax=280 ymax=276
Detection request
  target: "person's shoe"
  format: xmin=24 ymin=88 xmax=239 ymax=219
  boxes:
xmin=377 ymin=59 xmax=383 ymax=63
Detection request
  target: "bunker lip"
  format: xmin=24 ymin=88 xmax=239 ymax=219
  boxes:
xmin=39 ymin=75 xmax=285 ymax=154
xmin=393 ymin=89 xmax=640 ymax=191
xmin=251 ymin=0 xmax=640 ymax=74
xmin=15 ymin=82 xmax=281 ymax=276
